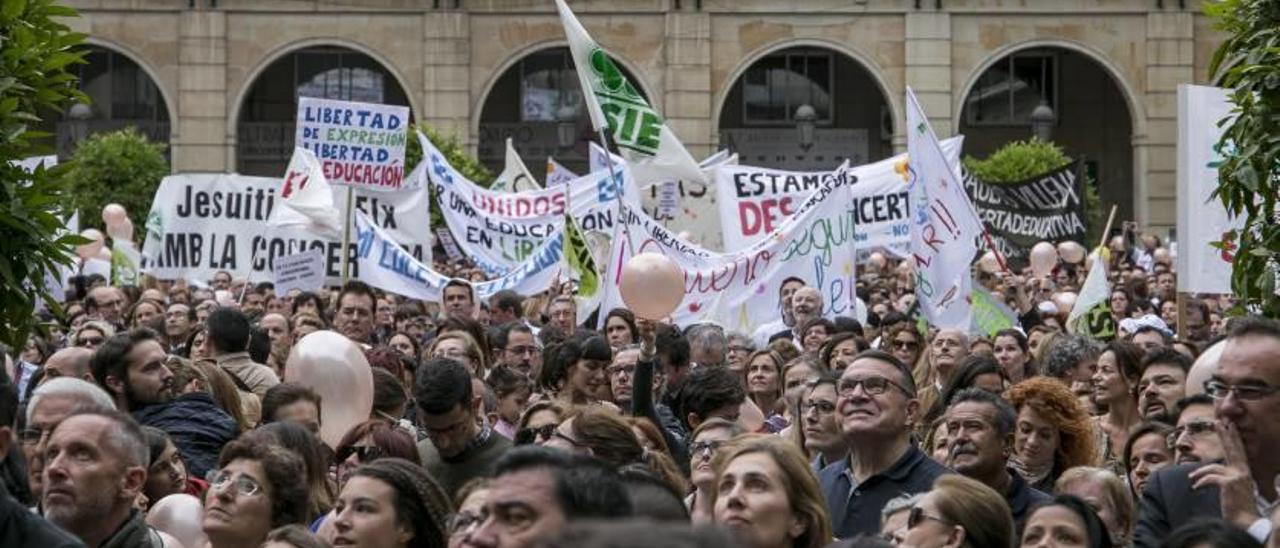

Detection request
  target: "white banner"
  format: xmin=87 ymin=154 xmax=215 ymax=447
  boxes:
xmin=906 ymin=89 xmax=984 ymax=329
xmin=273 ymin=248 xmax=326 ymax=296
xmin=141 ymin=169 xmax=431 ymax=283
xmin=296 ymin=97 xmax=410 ymax=191
xmin=546 ymin=157 xmax=578 ymax=187
xmin=422 ymin=132 xmax=633 ymax=277
xmin=491 ymin=138 xmax=541 ymax=193
xmin=599 ymin=165 xmax=859 ymax=334
xmin=1176 ymin=84 xmax=1241 ymax=294
xmin=353 ymin=211 xmax=566 ymax=302
xmin=715 ymin=137 xmax=963 ymax=256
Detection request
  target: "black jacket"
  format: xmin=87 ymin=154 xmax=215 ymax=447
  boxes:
xmin=133 ymin=392 xmax=238 ymax=478
xmin=1132 ymin=462 xmax=1222 ymax=548
xmin=0 ymin=489 xmax=84 ymax=548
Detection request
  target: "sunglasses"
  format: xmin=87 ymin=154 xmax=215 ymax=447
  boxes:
xmin=907 ymin=506 xmax=953 ymax=529
xmin=337 ymin=445 xmax=384 ymax=463
xmin=515 ymin=424 xmax=557 ymax=445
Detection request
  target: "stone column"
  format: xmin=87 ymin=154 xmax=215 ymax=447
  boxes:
xmin=1141 ymin=12 xmax=1195 ymax=234
xmin=903 ymin=12 xmax=952 ymax=152
xmin=423 ymin=11 xmax=472 ymax=148
xmin=664 ymin=11 xmax=713 ymax=158
xmin=173 ymin=10 xmax=228 ymax=172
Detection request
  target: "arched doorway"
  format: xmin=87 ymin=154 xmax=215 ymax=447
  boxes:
xmin=477 ymin=46 xmax=648 ymax=176
xmin=50 ymin=45 xmax=171 ymax=159
xmin=718 ymin=45 xmax=893 ymax=170
xmin=959 ymin=47 xmax=1134 ymax=221
xmin=236 ymin=45 xmax=413 ymax=176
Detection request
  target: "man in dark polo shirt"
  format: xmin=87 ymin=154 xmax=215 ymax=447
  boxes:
xmin=944 ymin=387 xmax=1048 ymax=533
xmin=818 ymin=350 xmax=950 ymax=538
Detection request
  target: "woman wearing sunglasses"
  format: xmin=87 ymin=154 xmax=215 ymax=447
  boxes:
xmin=203 ymin=436 xmax=310 ymax=548
xmin=332 ymin=420 xmax=419 ymax=487
xmin=898 ymin=474 xmax=1013 ymax=548
xmin=513 ymin=400 xmax=565 ymax=445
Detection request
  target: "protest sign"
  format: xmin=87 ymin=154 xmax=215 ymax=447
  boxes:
xmin=714 ymin=137 xmax=963 ymax=256
xmin=296 ymin=97 xmax=409 ymax=190
xmin=546 ymin=158 xmax=578 ymax=187
xmin=273 ymin=248 xmax=326 ymax=296
xmin=141 ymin=169 xmax=431 ymax=282
xmin=436 ymin=228 xmax=463 ymax=262
xmin=598 ymin=165 xmax=859 ymax=334
xmin=353 ymin=211 xmax=565 ymax=302
xmin=962 ymin=162 xmax=1086 ymax=262
xmin=1176 ymin=84 xmax=1241 ymax=294
xmin=906 ymin=89 xmax=984 ymax=329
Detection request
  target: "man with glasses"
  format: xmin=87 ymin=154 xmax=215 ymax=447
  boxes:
xmin=1135 ymin=317 xmax=1280 ymax=546
xmin=463 ymin=446 xmax=631 ymax=548
xmin=818 ymin=349 xmax=949 ymax=538
xmin=802 ymin=373 xmax=848 ymax=471
xmin=608 ymin=346 xmax=642 ymax=410
xmin=41 ymin=410 xmax=164 ymax=547
xmin=414 ymin=357 xmax=511 ymax=497
xmin=1169 ymin=394 xmax=1224 ymax=465
xmin=211 ymin=270 xmax=232 ymax=291
xmin=334 ymin=281 xmax=377 ymax=345
xmin=724 ymin=333 xmax=755 ymax=371
xmin=499 ymin=323 xmax=542 ymax=379
xmin=85 ymin=286 xmax=126 ymax=328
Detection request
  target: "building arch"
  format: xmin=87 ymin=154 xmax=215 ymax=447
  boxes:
xmin=81 ymin=37 xmax=179 ymax=133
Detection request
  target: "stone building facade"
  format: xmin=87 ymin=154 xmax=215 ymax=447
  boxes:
xmin=61 ymin=0 xmax=1225 ymax=235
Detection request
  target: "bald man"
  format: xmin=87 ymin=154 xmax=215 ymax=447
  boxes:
xmin=40 ymin=347 xmax=95 ymax=385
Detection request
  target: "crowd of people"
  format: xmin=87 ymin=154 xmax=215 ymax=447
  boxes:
xmin=2 ymin=227 xmax=1278 ymax=548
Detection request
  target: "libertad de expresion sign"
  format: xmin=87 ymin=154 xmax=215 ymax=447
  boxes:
xmin=296 ymin=97 xmax=410 ymax=191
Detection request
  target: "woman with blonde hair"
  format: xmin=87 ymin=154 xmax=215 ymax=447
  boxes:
xmin=899 ymin=474 xmax=1014 ymax=548
xmin=426 ymin=330 xmax=488 ymax=379
xmin=1006 ymin=377 xmax=1099 ymax=492
xmin=711 ymin=434 xmax=832 ymax=548
xmin=1056 ymin=466 xmax=1135 ymax=546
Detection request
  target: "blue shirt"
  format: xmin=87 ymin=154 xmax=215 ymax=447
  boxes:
xmin=818 ymin=444 xmax=951 ymax=539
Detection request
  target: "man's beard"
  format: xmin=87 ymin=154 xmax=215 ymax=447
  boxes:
xmin=126 ymin=381 xmax=173 ymax=410
xmin=44 ymin=485 xmax=117 ymax=531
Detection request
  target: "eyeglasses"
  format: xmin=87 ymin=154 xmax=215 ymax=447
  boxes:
xmin=337 ymin=445 xmax=384 ymax=463
xmin=1167 ymin=420 xmax=1217 ymax=446
xmin=17 ymin=427 xmax=50 ymax=446
xmin=78 ymin=336 xmax=104 ymax=347
xmin=514 ymin=424 xmax=556 ymax=445
xmin=907 ymin=506 xmax=953 ymax=529
xmin=607 ymin=364 xmax=636 ymax=377
xmin=1204 ymin=380 xmax=1280 ymax=401
xmin=206 ymin=469 xmax=264 ymax=497
xmin=690 ymin=440 xmax=725 ymax=458
xmin=801 ymin=400 xmax=837 ymax=416
xmin=447 ymin=511 xmax=484 ymax=535
xmin=891 ymin=339 xmax=919 ymax=350
xmin=837 ymin=376 xmax=911 ymax=398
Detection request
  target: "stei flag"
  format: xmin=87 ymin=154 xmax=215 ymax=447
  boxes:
xmin=269 ymin=148 xmax=343 ymax=239
xmin=555 ymin=0 xmax=706 ymax=186
xmin=905 ymin=87 xmax=985 ymax=330
xmin=1068 ymin=249 xmax=1117 ymax=341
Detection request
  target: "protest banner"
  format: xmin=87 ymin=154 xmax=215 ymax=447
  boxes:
xmin=906 ymin=89 xmax=985 ymax=330
xmin=353 ymin=211 xmax=565 ymax=302
xmin=272 ymin=248 xmax=326 ymax=296
xmin=296 ymin=97 xmax=410 ymax=190
xmin=490 ymin=138 xmax=541 ymax=193
xmin=598 ymin=164 xmax=859 ymax=335
xmin=1176 ymin=84 xmax=1241 ymax=294
xmin=714 ymin=137 xmax=962 ymax=257
xmin=422 ymin=132 xmax=632 ymax=276
xmin=962 ymin=161 xmax=1086 ymax=262
xmin=546 ymin=158 xmax=578 ymax=187
xmin=141 ymin=168 xmax=431 ymax=283
xmin=436 ymin=228 xmax=463 ymax=262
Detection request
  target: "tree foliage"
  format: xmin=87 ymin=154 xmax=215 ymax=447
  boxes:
xmin=62 ymin=126 xmax=169 ymax=231
xmin=1206 ymin=0 xmax=1280 ymax=315
xmin=963 ymin=137 xmax=1102 ymax=244
xmin=0 ymin=0 xmax=86 ymax=348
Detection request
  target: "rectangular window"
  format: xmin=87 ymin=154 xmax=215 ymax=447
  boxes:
xmin=964 ymin=51 xmax=1057 ymax=126
xmin=520 ymin=50 xmax=583 ymax=122
xmin=742 ymin=50 xmax=835 ymax=125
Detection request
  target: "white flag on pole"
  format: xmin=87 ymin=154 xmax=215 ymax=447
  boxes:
xmin=269 ymin=147 xmax=343 ymax=239
xmin=905 ymin=88 xmax=985 ymax=329
xmin=1176 ymin=84 xmax=1241 ymax=294
xmin=555 ymin=0 xmax=705 ymax=186
xmin=491 ymin=138 xmax=541 ymax=193
xmin=1069 ymin=253 xmax=1110 ymax=332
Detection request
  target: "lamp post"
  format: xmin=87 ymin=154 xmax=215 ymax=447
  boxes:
xmin=556 ymin=105 xmax=577 ymax=150
xmin=65 ymin=102 xmax=93 ymax=156
xmin=795 ymin=104 xmax=816 ymax=152
xmin=1029 ymin=98 xmax=1056 ymax=142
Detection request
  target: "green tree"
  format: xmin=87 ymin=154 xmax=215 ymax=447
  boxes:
xmin=62 ymin=126 xmax=169 ymax=231
xmin=1206 ymin=0 xmax=1280 ymax=315
xmin=963 ymin=137 xmax=1103 ymax=245
xmin=0 ymin=0 xmax=87 ymax=348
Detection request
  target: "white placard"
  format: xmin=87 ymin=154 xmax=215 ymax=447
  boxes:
xmin=273 ymin=248 xmax=326 ymax=296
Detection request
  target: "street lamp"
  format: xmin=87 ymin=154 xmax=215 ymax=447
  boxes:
xmin=66 ymin=102 xmax=93 ymax=156
xmin=1029 ymin=98 xmax=1056 ymax=142
xmin=556 ymin=105 xmax=578 ymax=150
xmin=795 ymin=104 xmax=816 ymax=151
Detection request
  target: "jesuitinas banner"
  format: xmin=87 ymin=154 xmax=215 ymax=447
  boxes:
xmin=140 ymin=167 xmax=431 ymax=282
xmin=962 ymin=161 xmax=1086 ymax=261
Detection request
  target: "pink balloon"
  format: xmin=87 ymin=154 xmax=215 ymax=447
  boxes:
xmin=1057 ymin=241 xmax=1087 ymax=264
xmin=1052 ymin=291 xmax=1078 ymax=316
xmin=284 ymin=331 xmax=374 ymax=448
xmin=619 ymin=253 xmax=685 ymax=320
xmin=106 ymin=217 xmax=134 ymax=243
xmin=77 ymin=228 xmax=105 ymax=260
xmin=146 ymin=494 xmax=205 ymax=548
xmin=101 ymin=203 xmax=128 ymax=226
xmin=1029 ymin=242 xmax=1058 ymax=277
xmin=978 ymin=251 xmax=1000 ymax=273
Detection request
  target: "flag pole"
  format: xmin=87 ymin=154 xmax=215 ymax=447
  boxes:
xmin=339 ymin=186 xmax=355 ymax=285
xmin=981 ymin=231 xmax=1010 ymax=273
xmin=596 ymin=127 xmax=635 ymax=248
xmin=1098 ymin=205 xmax=1118 ymax=250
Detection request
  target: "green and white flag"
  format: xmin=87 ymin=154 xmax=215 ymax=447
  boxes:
xmin=555 ymin=0 xmax=706 ymax=186
xmin=1068 ymin=249 xmax=1117 ymax=341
